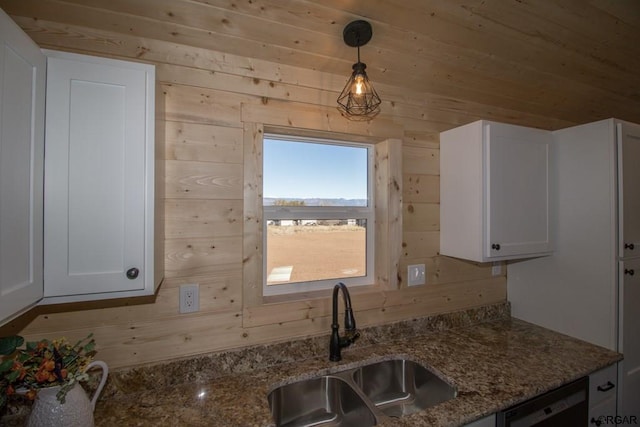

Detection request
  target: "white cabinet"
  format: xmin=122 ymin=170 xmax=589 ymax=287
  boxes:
xmin=508 ymin=118 xmax=640 ymax=419
xmin=0 ymin=8 xmax=45 ymax=324
xmin=619 ymin=125 xmax=640 ymax=258
xmin=620 ymin=258 xmax=640 ymax=417
xmin=43 ymin=50 xmax=162 ymax=303
xmin=589 ymin=364 xmax=618 ymax=425
xmin=440 ymin=120 xmax=553 ymax=262
xmin=0 ymin=7 xmax=162 ymax=324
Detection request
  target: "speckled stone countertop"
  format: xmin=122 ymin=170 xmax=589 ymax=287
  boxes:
xmin=0 ymin=303 xmax=622 ymax=426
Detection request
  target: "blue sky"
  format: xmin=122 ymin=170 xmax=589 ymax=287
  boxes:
xmin=263 ymin=138 xmax=368 ymax=200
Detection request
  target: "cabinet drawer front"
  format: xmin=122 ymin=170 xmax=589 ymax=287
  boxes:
xmin=589 ymin=396 xmax=617 ymax=426
xmin=590 ymin=364 xmax=618 ymax=406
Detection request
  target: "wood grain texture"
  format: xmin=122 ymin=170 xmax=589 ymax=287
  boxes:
xmin=403 ymin=203 xmax=439 ymax=232
xmin=164 ymin=199 xmax=243 ymax=239
xmin=164 ymin=237 xmax=242 ymax=278
xmin=3 ymin=0 xmax=635 ymax=369
xmin=242 ymin=122 xmax=264 ymax=310
xmin=373 ymin=139 xmax=403 ymax=290
xmin=165 ymin=160 xmax=242 ymax=200
xmin=403 ymin=174 xmax=439 ymax=204
xmin=165 ymin=121 xmax=243 ymax=164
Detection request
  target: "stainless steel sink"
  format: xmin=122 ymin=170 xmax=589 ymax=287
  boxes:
xmin=268 ymin=358 xmax=456 ymax=426
xmin=268 ymin=375 xmax=377 ymax=427
xmin=351 ymin=359 xmax=457 ymax=418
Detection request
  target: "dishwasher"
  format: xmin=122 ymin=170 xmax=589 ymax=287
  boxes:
xmin=497 ymin=376 xmax=588 ymax=426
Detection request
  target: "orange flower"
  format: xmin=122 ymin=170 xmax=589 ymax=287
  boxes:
xmin=11 ymin=362 xmax=26 ymax=380
xmin=35 ymin=370 xmax=50 ymax=383
xmin=60 ymin=369 xmax=68 ymax=379
xmin=6 ymin=385 xmax=15 ymax=396
xmin=25 ymin=389 xmax=37 ymax=400
xmin=40 ymin=359 xmax=55 ymax=372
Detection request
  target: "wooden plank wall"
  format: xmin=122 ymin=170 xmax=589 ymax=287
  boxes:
xmin=0 ymin=3 xmax=552 ymax=369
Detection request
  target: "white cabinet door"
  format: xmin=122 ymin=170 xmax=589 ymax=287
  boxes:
xmin=43 ymin=50 xmax=157 ymax=303
xmin=618 ymin=122 xmax=640 ymax=259
xmin=440 ymin=120 xmax=553 ymax=262
xmin=484 ymin=123 xmax=551 ymax=257
xmin=619 ymin=259 xmax=640 ymax=418
xmin=0 ymin=9 xmax=45 ymax=324
xmin=486 ymin=123 xmax=552 ymax=259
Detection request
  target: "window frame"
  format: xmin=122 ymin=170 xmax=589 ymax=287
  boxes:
xmin=241 ymin=106 xmax=403 ymax=319
xmin=262 ymin=134 xmax=375 ymax=296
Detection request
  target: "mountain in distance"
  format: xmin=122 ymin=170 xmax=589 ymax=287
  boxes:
xmin=263 ymin=197 xmax=367 ymax=207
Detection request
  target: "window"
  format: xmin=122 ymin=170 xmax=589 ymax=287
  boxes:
xmin=262 ymin=134 xmax=375 ymax=296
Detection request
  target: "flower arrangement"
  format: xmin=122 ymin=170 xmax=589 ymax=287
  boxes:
xmin=0 ymin=334 xmax=96 ymax=410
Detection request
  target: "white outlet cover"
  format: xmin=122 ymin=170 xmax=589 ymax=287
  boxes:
xmin=179 ymin=283 xmax=200 ymax=313
xmin=407 ymin=264 xmax=426 ymax=286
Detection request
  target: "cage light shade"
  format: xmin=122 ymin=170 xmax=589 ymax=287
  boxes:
xmin=337 ymin=61 xmax=381 ymax=120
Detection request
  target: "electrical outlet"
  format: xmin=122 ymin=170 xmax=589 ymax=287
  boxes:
xmin=179 ymin=283 xmax=200 ymax=314
xmin=407 ymin=264 xmax=426 ymax=286
xmin=492 ymin=262 xmax=502 ymax=276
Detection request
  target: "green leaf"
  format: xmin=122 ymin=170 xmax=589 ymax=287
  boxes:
xmin=0 ymin=336 xmax=23 ymax=355
xmin=83 ymin=341 xmax=96 ymax=353
xmin=5 ymin=370 xmax=20 ymax=382
xmin=26 ymin=340 xmax=46 ymax=352
xmin=16 ymin=353 xmax=30 ymax=363
xmin=72 ymin=333 xmax=94 ymax=349
xmin=0 ymin=358 xmax=13 ymax=373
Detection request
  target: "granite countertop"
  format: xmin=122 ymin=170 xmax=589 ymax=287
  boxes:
xmin=89 ymin=306 xmax=621 ymax=427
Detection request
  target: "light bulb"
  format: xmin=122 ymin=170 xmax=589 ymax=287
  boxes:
xmin=354 ymin=75 xmax=364 ymax=95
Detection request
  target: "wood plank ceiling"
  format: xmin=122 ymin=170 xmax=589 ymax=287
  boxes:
xmin=3 ymin=0 xmax=640 ymax=125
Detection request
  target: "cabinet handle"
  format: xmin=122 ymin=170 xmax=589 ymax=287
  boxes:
xmin=591 ymin=417 xmax=603 ymax=426
xmin=597 ymin=381 xmax=615 ymax=392
xmin=625 ymin=269 xmax=635 ymax=276
xmin=491 ymin=243 xmax=501 ymax=251
xmin=625 ymin=243 xmax=635 ymax=250
xmin=126 ymin=268 xmax=139 ymax=280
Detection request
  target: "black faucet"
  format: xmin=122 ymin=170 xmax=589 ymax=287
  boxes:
xmin=329 ymin=282 xmax=360 ymax=361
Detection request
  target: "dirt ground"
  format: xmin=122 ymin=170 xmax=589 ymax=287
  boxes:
xmin=266 ymin=225 xmax=366 ymax=284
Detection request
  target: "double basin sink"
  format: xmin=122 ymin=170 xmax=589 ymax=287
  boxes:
xmin=268 ymin=358 xmax=457 ymax=426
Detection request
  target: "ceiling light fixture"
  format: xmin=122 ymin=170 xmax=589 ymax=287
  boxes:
xmin=337 ymin=20 xmax=381 ymax=121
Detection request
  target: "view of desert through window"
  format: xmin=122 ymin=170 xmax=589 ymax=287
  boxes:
xmin=266 ymin=223 xmax=366 ymax=285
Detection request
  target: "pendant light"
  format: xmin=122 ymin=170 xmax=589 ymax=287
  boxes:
xmin=337 ymin=20 xmax=382 ymax=121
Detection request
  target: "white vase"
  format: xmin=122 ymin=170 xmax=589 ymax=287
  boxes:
xmin=26 ymin=360 xmax=108 ymax=427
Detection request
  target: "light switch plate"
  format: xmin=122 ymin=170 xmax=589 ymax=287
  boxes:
xmin=492 ymin=262 xmax=502 ymax=276
xmin=407 ymin=264 xmax=426 ymax=286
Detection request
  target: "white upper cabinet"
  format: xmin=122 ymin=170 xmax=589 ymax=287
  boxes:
xmin=618 ymin=122 xmax=640 ymax=259
xmin=0 ymin=8 xmax=45 ymax=324
xmin=440 ymin=120 xmax=553 ymax=262
xmin=43 ymin=50 xmax=161 ymax=303
xmin=1 ymin=11 xmax=161 ymax=323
